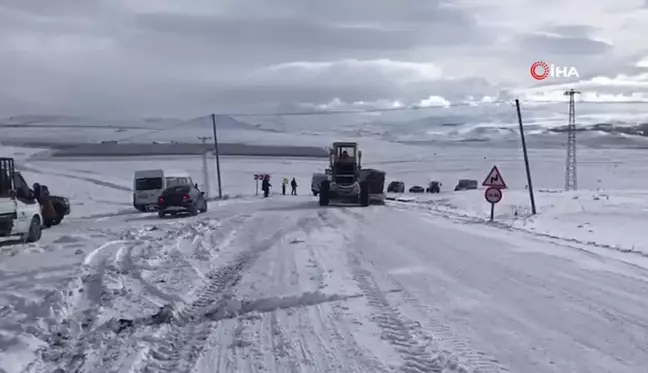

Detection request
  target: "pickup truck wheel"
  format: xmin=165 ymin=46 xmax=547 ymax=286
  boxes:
xmin=24 ymin=216 xmax=42 ymax=243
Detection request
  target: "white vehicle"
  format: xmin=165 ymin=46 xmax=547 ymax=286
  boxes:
xmin=0 ymin=158 xmax=43 ymax=242
xmin=311 ymin=172 xmax=329 ymax=196
xmin=133 ymin=169 xmax=194 ymax=212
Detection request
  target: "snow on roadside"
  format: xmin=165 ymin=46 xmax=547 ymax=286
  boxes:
xmin=389 ymin=189 xmax=648 ymax=256
xmin=0 ymin=205 xmax=259 ymax=373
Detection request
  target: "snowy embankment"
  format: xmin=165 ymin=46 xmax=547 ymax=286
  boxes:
xmin=388 ymin=188 xmax=648 ymax=256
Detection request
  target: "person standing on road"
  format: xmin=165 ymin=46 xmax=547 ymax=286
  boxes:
xmin=262 ymin=176 xmax=271 ymax=198
xmin=282 ymin=177 xmax=288 ymax=195
xmin=290 ymin=178 xmax=297 ymax=195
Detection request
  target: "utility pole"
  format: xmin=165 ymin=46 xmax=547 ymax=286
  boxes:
xmin=197 ymin=136 xmax=211 ymax=197
xmin=564 ymin=89 xmax=580 ymax=191
xmin=210 ymin=114 xmax=223 ymax=199
xmin=515 ymin=99 xmax=536 ymax=214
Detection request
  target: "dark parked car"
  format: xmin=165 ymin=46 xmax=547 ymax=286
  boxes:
xmin=409 ymin=185 xmax=425 ymax=193
xmin=387 ymin=181 xmax=405 ymax=193
xmin=454 ymin=179 xmax=478 ymax=191
xmin=426 ymin=181 xmax=441 ymax=193
xmin=157 ymin=184 xmax=207 ymax=218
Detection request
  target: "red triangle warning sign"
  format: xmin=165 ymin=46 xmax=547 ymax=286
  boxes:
xmin=482 ymin=166 xmax=507 ymax=189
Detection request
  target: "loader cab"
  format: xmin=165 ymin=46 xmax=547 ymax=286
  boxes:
xmin=329 ymin=142 xmax=362 ymax=185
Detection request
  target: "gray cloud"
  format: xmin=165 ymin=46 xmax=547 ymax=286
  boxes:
xmin=0 ymin=0 xmax=645 ymax=118
xmin=517 ymin=33 xmax=613 ymax=55
xmin=542 ymin=25 xmax=600 ymax=37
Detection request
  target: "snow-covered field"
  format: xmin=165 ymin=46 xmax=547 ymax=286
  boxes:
xmin=2 ymin=129 xmax=648 ymax=373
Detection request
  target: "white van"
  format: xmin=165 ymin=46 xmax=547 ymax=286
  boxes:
xmin=132 ymin=169 xmax=194 ymax=211
xmin=311 ymin=173 xmax=329 ymax=196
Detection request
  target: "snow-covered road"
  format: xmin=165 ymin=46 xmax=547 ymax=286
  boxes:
xmin=5 ymin=196 xmax=648 ymax=373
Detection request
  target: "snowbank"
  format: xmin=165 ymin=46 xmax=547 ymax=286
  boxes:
xmin=391 ymin=188 xmax=648 ymax=256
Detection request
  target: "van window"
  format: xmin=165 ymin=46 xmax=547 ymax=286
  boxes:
xmin=165 ymin=177 xmax=190 ymax=187
xmin=135 ymin=177 xmax=163 ymax=191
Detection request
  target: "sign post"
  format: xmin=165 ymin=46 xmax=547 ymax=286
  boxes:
xmin=484 ymin=187 xmax=502 ymax=221
xmin=254 ymin=174 xmax=271 ymax=196
xmin=482 ymin=166 xmax=507 ymax=221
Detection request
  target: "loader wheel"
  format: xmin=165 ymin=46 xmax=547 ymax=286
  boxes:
xmin=319 ymin=180 xmax=330 ymax=206
xmin=360 ymin=181 xmax=370 ymax=207
xmin=24 ymin=216 xmax=42 ymax=243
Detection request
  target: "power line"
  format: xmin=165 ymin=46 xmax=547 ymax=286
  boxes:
xmin=220 ymin=100 xmax=511 ymax=117
xmin=108 ymin=100 xmax=511 ymax=142
xmin=107 ymin=98 xmax=648 ymax=142
xmin=114 ymin=114 xmax=211 ymax=142
xmin=520 ymin=100 xmax=648 ymax=105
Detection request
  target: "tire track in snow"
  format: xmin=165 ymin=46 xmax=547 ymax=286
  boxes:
xmin=43 ymin=239 xmax=131 ymax=373
xmin=302 ymin=221 xmax=393 ymax=373
xmin=44 ymin=219 xmax=218 ymax=373
xmin=348 ymin=255 xmax=459 ymax=373
xmin=141 ymin=214 xmax=303 ymax=373
xmin=264 ymin=235 xmax=302 ymax=373
xmin=86 ymin=214 xmax=256 ymax=373
xmin=333 ymin=207 xmax=506 ymax=373
xmin=389 ymin=281 xmax=510 ymax=373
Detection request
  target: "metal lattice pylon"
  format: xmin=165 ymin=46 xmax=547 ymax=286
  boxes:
xmin=564 ymin=89 xmax=580 ymax=191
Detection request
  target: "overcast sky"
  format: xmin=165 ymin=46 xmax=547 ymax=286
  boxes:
xmin=1 ymin=0 xmax=647 ymax=118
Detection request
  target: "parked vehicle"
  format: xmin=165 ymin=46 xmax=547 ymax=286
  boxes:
xmin=409 ymin=185 xmax=425 ymax=193
xmin=157 ymin=184 xmax=207 ymax=218
xmin=133 ymin=169 xmax=194 ymax=212
xmin=359 ymin=168 xmax=387 ymax=205
xmin=0 ymin=158 xmax=42 ymax=243
xmin=426 ymin=181 xmax=441 ymax=193
xmin=387 ymin=181 xmax=405 ymax=193
xmin=311 ymin=173 xmax=329 ymax=196
xmin=454 ymin=179 xmax=478 ymax=191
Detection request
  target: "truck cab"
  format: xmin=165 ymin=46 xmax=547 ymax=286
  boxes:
xmin=0 ymin=158 xmax=43 ymax=242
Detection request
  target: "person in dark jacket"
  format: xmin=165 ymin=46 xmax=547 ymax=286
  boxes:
xmin=32 ymin=183 xmax=41 ymax=202
xmin=262 ymin=176 xmax=271 ymax=198
xmin=290 ymin=178 xmax=297 ymax=195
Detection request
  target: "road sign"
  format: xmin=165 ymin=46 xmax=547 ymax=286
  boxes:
xmin=482 ymin=166 xmax=507 ymax=189
xmin=484 ymin=187 xmax=502 ymax=204
xmin=254 ymin=174 xmax=271 ymax=195
xmin=484 ymin=186 xmax=503 ymax=221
